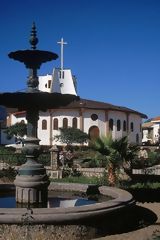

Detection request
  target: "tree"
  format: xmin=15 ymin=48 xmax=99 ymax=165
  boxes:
xmin=92 ymin=135 xmax=139 ymax=186
xmin=54 ymin=127 xmax=89 ymax=145
xmin=4 ymin=122 xmax=27 ymax=140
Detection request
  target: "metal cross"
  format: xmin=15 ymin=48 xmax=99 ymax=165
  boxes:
xmin=57 ymin=38 xmax=67 ymax=70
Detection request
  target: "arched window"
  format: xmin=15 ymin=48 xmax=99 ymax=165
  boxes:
xmin=136 ymin=134 xmax=139 ymax=144
xmin=72 ymin=117 xmax=77 ymax=128
xmin=140 ymin=124 xmax=142 ymax=132
xmin=21 ymin=120 xmax=25 ymax=124
xmin=117 ymin=119 xmax=121 ymax=131
xmin=130 ymin=122 xmax=134 ymax=132
xmin=63 ymin=118 xmax=68 ymax=128
xmin=123 ymin=120 xmax=126 ymax=131
xmin=109 ymin=119 xmax=113 ymax=131
xmin=42 ymin=119 xmax=47 ymax=130
xmin=53 ymin=118 xmax=58 ymax=130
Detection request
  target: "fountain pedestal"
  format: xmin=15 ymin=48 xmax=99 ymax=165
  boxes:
xmin=15 ymin=166 xmax=49 ymax=204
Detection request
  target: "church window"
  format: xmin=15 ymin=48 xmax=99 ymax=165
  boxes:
xmin=48 ymin=80 xmax=51 ymax=88
xmin=42 ymin=119 xmax=47 ymax=130
xmin=72 ymin=117 xmax=77 ymax=128
xmin=91 ymin=114 xmax=98 ymax=121
xmin=63 ymin=118 xmax=68 ymax=128
xmin=109 ymin=119 xmax=113 ymax=131
xmin=130 ymin=122 xmax=134 ymax=132
xmin=140 ymin=124 xmax=142 ymax=132
xmin=59 ymin=71 xmax=65 ymax=79
xmin=117 ymin=119 xmax=121 ymax=131
xmin=53 ymin=118 xmax=58 ymax=130
xmin=123 ymin=120 xmax=126 ymax=131
xmin=136 ymin=134 xmax=139 ymax=144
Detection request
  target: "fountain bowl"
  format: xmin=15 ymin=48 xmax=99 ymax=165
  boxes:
xmin=0 ymin=182 xmax=135 ymax=240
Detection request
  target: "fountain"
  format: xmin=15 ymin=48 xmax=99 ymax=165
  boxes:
xmin=0 ymin=24 xmax=135 ymax=239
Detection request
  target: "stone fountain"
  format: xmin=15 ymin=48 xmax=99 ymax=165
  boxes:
xmin=0 ymin=23 xmax=78 ymax=206
xmin=0 ymin=24 xmax=136 ymax=239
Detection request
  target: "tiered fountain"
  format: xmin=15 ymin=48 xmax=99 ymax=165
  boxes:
xmin=0 ymin=24 xmax=135 ymax=239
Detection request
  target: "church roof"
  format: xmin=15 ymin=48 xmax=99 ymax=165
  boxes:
xmin=56 ymin=98 xmax=147 ymax=118
xmin=11 ymin=98 xmax=147 ymax=119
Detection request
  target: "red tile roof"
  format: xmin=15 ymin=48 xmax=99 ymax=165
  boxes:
xmin=11 ymin=98 xmax=147 ymax=119
xmin=53 ymin=98 xmax=147 ymax=118
xmin=152 ymin=116 xmax=160 ymax=122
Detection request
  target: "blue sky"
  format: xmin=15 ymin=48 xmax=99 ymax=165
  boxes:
xmin=0 ymin=0 xmax=160 ymax=119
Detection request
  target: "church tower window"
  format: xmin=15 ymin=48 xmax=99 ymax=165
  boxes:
xmin=48 ymin=80 xmax=51 ymax=88
xmin=117 ymin=119 xmax=121 ymax=131
xmin=72 ymin=117 xmax=77 ymax=128
xmin=109 ymin=119 xmax=113 ymax=131
xmin=53 ymin=118 xmax=58 ymax=130
xmin=42 ymin=119 xmax=47 ymax=130
xmin=63 ymin=118 xmax=68 ymax=128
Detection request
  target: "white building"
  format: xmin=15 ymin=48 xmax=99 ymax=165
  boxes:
xmin=5 ymin=38 xmax=147 ymax=146
xmin=142 ymin=116 xmax=160 ymax=144
xmin=10 ymin=96 xmax=146 ymax=146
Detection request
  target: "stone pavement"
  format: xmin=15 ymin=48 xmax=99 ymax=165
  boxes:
xmin=95 ymin=203 xmax=160 ymax=240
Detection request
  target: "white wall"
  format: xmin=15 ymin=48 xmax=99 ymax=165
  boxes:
xmin=152 ymin=124 xmax=160 ymax=143
xmin=83 ymin=110 xmax=106 ymax=136
xmin=7 ymin=108 xmax=143 ymax=146
xmin=38 ymin=75 xmax=52 ymax=93
xmin=38 ymin=110 xmax=80 ymax=145
xmin=52 ymin=68 xmax=77 ymax=95
xmin=108 ymin=111 xmax=127 ymax=140
xmin=128 ymin=114 xmax=142 ymax=144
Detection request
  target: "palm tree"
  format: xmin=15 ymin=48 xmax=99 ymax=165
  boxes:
xmin=92 ymin=135 xmax=138 ymax=186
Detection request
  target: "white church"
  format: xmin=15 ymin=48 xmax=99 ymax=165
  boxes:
xmin=7 ymin=38 xmax=147 ymax=146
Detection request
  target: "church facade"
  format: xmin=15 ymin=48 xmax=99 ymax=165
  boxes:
xmin=9 ymin=68 xmax=147 ymax=146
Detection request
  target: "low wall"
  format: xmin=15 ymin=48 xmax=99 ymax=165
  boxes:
xmin=76 ymin=168 xmax=105 ymax=178
xmin=46 ymin=168 xmax=105 ymax=179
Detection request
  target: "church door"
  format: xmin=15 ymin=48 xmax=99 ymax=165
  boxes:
xmin=89 ymin=126 xmax=100 ymax=140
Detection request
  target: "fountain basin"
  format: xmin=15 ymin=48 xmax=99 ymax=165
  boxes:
xmin=0 ymin=183 xmax=135 ymax=224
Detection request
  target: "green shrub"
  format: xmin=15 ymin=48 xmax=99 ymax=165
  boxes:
xmin=51 ymin=175 xmax=102 ymax=184
xmin=0 ymin=167 xmax=17 ymax=181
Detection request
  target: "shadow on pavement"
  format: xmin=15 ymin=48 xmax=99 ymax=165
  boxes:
xmin=91 ymin=205 xmax=158 ymax=238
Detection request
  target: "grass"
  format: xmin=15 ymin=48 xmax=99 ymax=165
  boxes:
xmin=51 ymin=175 xmax=108 ymax=185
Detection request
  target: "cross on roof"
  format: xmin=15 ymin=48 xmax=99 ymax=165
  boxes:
xmin=57 ymin=38 xmax=67 ymax=70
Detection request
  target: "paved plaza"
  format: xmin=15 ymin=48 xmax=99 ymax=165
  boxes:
xmin=96 ymin=202 xmax=160 ymax=240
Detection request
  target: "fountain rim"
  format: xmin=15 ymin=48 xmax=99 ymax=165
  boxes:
xmin=0 ymin=92 xmax=80 ymax=110
xmin=0 ymin=183 xmax=135 ymax=224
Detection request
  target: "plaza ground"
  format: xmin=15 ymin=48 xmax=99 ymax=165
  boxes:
xmin=96 ymin=202 xmax=160 ymax=240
